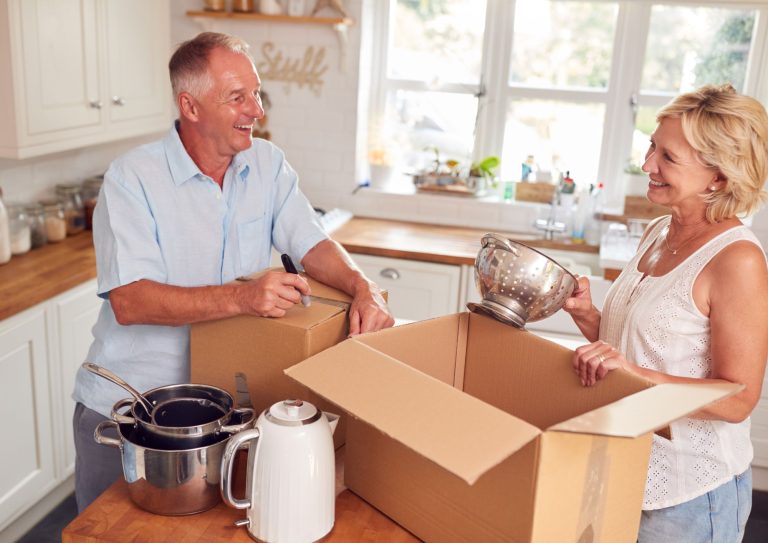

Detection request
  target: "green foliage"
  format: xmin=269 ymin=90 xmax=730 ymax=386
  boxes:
xmin=469 ymin=156 xmax=500 ymax=179
xmin=694 ymin=14 xmax=753 ymax=89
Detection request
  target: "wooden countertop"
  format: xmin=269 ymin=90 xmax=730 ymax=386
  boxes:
xmin=62 ymin=481 xmax=418 ymax=542
xmin=0 ymin=218 xmax=599 ymax=322
xmin=0 ymin=231 xmax=96 ymax=321
xmin=331 ymin=218 xmax=597 ymax=266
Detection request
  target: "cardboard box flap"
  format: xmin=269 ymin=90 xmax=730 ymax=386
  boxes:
xmin=281 ymin=302 xmax=345 ymax=328
xmin=286 ymin=339 xmax=542 ymax=484
xmin=549 ymin=382 xmax=742 ymax=437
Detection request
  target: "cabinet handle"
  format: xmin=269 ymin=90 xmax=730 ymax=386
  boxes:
xmin=111 ymin=96 xmax=125 ymax=106
xmin=379 ymin=268 xmax=400 ymax=280
xmin=89 ymin=100 xmax=102 ymax=109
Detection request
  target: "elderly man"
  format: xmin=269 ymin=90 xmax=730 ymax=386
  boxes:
xmin=71 ymin=32 xmax=393 ymax=511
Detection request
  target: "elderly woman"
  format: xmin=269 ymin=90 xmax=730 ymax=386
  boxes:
xmin=564 ymin=84 xmax=768 ymax=543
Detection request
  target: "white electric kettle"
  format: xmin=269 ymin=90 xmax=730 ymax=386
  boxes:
xmin=220 ymin=399 xmax=339 ymax=543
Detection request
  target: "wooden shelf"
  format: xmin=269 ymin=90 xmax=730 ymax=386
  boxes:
xmin=186 ymin=10 xmax=353 ymax=26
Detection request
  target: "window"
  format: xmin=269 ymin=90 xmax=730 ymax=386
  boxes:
xmin=367 ymin=0 xmax=768 ymax=209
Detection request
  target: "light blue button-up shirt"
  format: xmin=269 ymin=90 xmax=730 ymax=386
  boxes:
xmin=73 ymin=124 xmax=328 ymax=416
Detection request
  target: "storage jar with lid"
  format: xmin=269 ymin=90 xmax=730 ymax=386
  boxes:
xmin=26 ymin=203 xmax=47 ymax=249
xmin=55 ymin=183 xmax=86 ymax=235
xmin=40 ymin=199 xmax=67 ymax=243
xmin=0 ymin=187 xmax=10 ymax=264
xmin=81 ymin=175 xmax=103 ymax=230
xmin=7 ymin=203 xmax=31 ymax=255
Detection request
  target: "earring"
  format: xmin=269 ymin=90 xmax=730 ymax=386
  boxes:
xmin=709 ymin=186 xmax=717 ymax=192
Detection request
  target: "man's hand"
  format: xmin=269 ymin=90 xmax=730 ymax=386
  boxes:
xmin=234 ymin=271 xmax=311 ymax=318
xmin=348 ymin=280 xmax=394 ymax=336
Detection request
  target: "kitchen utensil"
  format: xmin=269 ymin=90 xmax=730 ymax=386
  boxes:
xmin=220 ymin=399 xmax=339 ymax=543
xmin=150 ymin=397 xmax=227 ymax=427
xmin=111 ymin=383 xmax=255 ymax=448
xmin=94 ymin=420 xmax=229 ymax=515
xmin=83 ymin=361 xmax=154 ymax=417
xmin=281 ymin=253 xmax=311 ymax=307
xmin=468 ymin=233 xmax=577 ymax=328
xmin=234 ymin=372 xmax=253 ymax=409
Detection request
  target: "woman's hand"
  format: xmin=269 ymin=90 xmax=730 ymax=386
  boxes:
xmin=572 ymin=340 xmax=632 ymax=386
xmin=562 ymin=276 xmax=601 ymax=342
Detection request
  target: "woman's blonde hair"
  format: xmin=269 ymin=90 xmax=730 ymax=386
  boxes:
xmin=169 ymin=32 xmax=254 ymax=100
xmin=657 ymin=83 xmax=768 ymax=221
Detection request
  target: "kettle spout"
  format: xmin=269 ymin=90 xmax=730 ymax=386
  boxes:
xmin=324 ymin=411 xmax=340 ymax=434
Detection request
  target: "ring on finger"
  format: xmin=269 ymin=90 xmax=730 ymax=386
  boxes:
xmin=597 ymin=353 xmax=606 ymax=364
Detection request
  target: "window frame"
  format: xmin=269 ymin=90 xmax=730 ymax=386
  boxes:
xmin=368 ymin=0 xmax=768 ymax=211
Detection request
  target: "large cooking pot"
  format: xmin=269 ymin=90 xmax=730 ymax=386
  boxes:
xmin=95 ymin=420 xmax=229 ymax=515
xmin=112 ymin=383 xmax=255 ymax=448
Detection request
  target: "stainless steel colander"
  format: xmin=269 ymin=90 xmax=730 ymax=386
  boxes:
xmin=467 ymin=233 xmax=577 ymax=328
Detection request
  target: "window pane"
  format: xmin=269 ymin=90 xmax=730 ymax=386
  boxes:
xmin=389 ymin=0 xmax=487 ymax=84
xmin=501 ymin=100 xmax=604 ymax=185
xmin=380 ymin=89 xmax=478 ymax=173
xmin=642 ymin=6 xmax=755 ymax=93
xmin=628 ymin=105 xmax=657 ymax=172
xmin=509 ymin=0 xmax=617 ymax=89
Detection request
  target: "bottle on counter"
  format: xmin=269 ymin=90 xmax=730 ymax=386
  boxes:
xmin=55 ymin=184 xmax=86 ymax=235
xmin=0 ymin=187 xmax=10 ymax=265
xmin=81 ymin=175 xmax=103 ymax=230
xmin=26 ymin=203 xmax=48 ymax=249
xmin=40 ymin=199 xmax=67 ymax=243
xmin=7 ymin=203 xmax=31 ymax=255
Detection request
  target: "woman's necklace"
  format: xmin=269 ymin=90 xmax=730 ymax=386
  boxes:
xmin=663 ymin=221 xmax=707 ymax=255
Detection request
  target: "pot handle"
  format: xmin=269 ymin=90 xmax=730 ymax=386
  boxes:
xmin=94 ymin=420 xmax=121 ymax=448
xmin=220 ymin=407 xmax=256 ymax=434
xmin=221 ymin=427 xmax=260 ymax=510
xmin=110 ymin=398 xmax=136 ymax=425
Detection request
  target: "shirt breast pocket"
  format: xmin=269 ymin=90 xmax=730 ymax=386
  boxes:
xmin=237 ymin=216 xmax=267 ymax=272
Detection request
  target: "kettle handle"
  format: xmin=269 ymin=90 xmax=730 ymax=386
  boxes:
xmin=220 ymin=427 xmax=261 ymax=510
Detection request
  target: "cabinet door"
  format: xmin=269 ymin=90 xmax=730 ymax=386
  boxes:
xmin=0 ymin=308 xmax=55 ymax=532
xmin=15 ymin=0 xmax=101 ymax=136
xmin=102 ymin=0 xmax=170 ymax=125
xmin=351 ymin=254 xmax=461 ymax=322
xmin=47 ymin=279 xmax=101 ymax=478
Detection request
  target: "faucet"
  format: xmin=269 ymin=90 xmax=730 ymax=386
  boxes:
xmin=534 ymin=187 xmax=567 ymax=240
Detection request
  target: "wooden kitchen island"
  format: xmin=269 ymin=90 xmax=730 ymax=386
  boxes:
xmin=62 ymin=482 xmax=419 ymax=542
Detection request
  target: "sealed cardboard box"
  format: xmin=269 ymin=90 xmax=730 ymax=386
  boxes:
xmin=286 ymin=311 xmax=740 ymax=543
xmin=191 ymin=274 xmax=352 ymax=447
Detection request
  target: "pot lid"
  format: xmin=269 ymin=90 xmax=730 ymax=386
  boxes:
xmin=266 ymin=399 xmax=321 ymax=426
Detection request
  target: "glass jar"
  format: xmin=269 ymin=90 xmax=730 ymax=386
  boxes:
xmin=81 ymin=175 xmax=103 ymax=230
xmin=26 ymin=203 xmax=47 ymax=249
xmin=7 ymin=203 xmax=31 ymax=255
xmin=55 ymin=184 xmax=86 ymax=235
xmin=40 ymin=199 xmax=67 ymax=243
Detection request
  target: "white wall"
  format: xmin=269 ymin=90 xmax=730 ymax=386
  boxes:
xmin=1 ymin=0 xmax=768 ymax=246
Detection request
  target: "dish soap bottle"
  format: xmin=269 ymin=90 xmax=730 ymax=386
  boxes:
xmin=0 ymin=187 xmax=12 ymax=265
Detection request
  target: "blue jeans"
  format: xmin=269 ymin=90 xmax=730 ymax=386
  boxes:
xmin=638 ymin=468 xmax=752 ymax=543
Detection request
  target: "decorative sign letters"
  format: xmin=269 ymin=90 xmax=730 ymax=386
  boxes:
xmin=257 ymin=42 xmax=328 ymax=96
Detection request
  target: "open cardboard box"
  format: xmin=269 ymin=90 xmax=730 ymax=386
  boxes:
xmin=191 ymin=273 xmax=353 ymax=448
xmin=286 ymin=311 xmax=740 ymax=543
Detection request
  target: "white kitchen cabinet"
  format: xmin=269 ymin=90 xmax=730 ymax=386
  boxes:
xmin=0 ymin=307 xmax=56 ymax=532
xmin=0 ymin=279 xmax=99 ymax=533
xmin=46 ymin=279 xmax=101 ymax=479
xmin=351 ymin=253 xmax=461 ymax=322
xmin=0 ymin=0 xmax=171 ymax=159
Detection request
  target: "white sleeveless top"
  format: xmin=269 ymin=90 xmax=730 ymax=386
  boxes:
xmin=600 ymin=215 xmax=763 ymax=510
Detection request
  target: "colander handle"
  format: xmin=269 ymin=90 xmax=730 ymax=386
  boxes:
xmin=481 ymin=234 xmax=520 ymax=256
